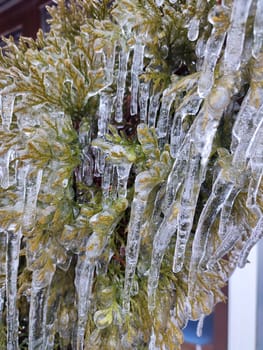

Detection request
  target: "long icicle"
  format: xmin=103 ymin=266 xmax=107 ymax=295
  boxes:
xmin=252 ymin=0 xmax=263 ymax=59
xmin=28 ymin=264 xmax=55 ymax=350
xmin=130 ymin=39 xmax=145 ymax=116
xmin=198 ymin=5 xmax=229 ymax=97
xmin=115 ymin=47 xmax=130 ymax=123
xmin=6 ymin=225 xmax=22 ymax=350
xmin=0 ymin=229 xmax=6 ymax=322
xmin=223 ymin=0 xmax=253 ymax=75
xmin=172 ymin=142 xmax=202 ymax=274
xmin=74 ymin=260 xmax=95 ymax=350
xmin=148 ymin=92 xmax=161 ymax=128
xmin=148 ymin=202 xmax=179 ymax=312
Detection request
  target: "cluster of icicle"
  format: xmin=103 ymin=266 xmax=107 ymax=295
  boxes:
xmin=0 ymin=0 xmax=263 ymax=349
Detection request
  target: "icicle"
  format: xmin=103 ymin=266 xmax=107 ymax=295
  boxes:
xmin=0 ymin=148 xmax=15 ymax=189
xmin=173 ymin=143 xmax=202 ymax=273
xmin=223 ymin=0 xmax=253 ymax=74
xmin=130 ymin=40 xmax=145 ymax=116
xmin=207 ymin=224 xmax=241 ymax=269
xmin=102 ymin=162 xmax=114 ymax=199
xmin=245 ymin=109 xmax=263 ymax=209
xmin=28 ymin=265 xmax=55 ymax=350
xmin=164 ymin=138 xmax=191 ymax=212
xmin=116 ymin=162 xmax=132 ymax=198
xmin=148 ymin=327 xmax=156 ymax=350
xmin=148 ymin=92 xmax=161 ymax=128
xmin=139 ymin=82 xmax=150 ymax=124
xmin=0 ymin=230 xmax=6 ymax=322
xmin=252 ymin=0 xmax=263 ymax=58
xmin=170 ymin=93 xmax=202 ymax=158
xmin=198 ymin=5 xmax=229 ymax=97
xmin=170 ymin=114 xmax=183 ymax=159
xmin=115 ymin=47 xmax=130 ymax=123
xmin=196 ymin=314 xmax=205 ymax=337
xmin=231 ymin=90 xmax=263 ymax=164
xmin=92 ymin=147 xmax=106 ymax=177
xmin=156 ymin=91 xmax=175 ymax=140
xmin=6 ymin=225 xmax=22 ymax=350
xmin=238 ymin=216 xmax=263 ymax=268
xmin=218 ymin=187 xmax=240 ymax=239
xmin=188 ymin=17 xmax=200 ymax=42
xmin=23 ymin=168 xmax=43 ymax=231
xmin=74 ymin=259 xmax=95 ymax=350
xmin=98 ymin=93 xmax=113 ymax=138
xmin=123 ymin=198 xmax=145 ymax=314
xmin=195 ymin=35 xmax=206 ymax=71
xmin=79 ymin=145 xmax=94 ymax=186
xmin=148 ymin=202 xmax=179 ymax=312
xmin=123 ymin=164 xmax=168 ymax=313
xmin=191 ymin=177 xmax=234 ymax=271
xmin=246 ymin=167 xmax=262 ymax=210
xmin=105 ymin=43 xmax=116 ymax=86
xmin=0 ymin=94 xmax=15 ymax=131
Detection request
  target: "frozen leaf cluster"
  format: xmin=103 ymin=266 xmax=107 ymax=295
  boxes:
xmin=0 ymin=0 xmax=262 ymax=349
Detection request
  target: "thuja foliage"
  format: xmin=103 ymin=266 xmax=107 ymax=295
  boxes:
xmin=0 ymin=0 xmax=262 ymax=349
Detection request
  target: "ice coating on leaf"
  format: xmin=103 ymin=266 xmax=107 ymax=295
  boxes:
xmin=130 ymin=40 xmax=145 ymax=116
xmin=223 ymin=0 xmax=253 ymax=74
xmin=6 ymin=226 xmax=22 ymax=349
